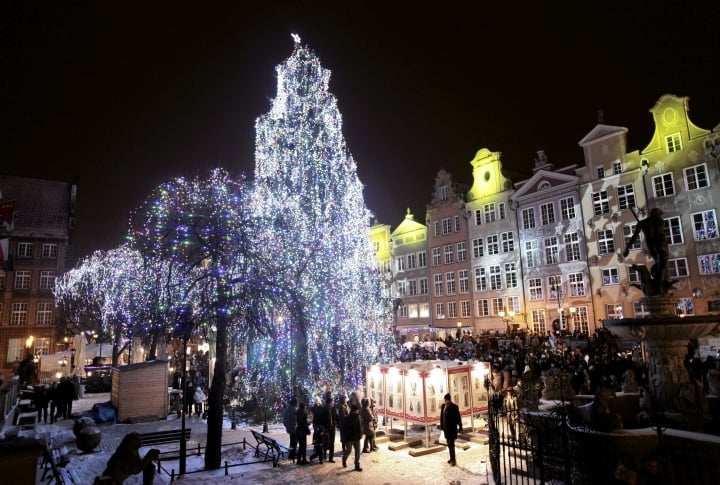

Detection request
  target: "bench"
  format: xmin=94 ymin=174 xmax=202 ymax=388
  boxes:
xmin=139 ymin=428 xmax=191 ymax=448
xmin=42 ymin=446 xmax=77 ymax=485
xmin=249 ymin=429 xmax=292 ymax=467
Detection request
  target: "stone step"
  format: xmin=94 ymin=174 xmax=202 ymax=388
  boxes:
xmin=388 ymin=437 xmax=424 ymax=451
xmin=409 ymin=444 xmax=446 ymax=457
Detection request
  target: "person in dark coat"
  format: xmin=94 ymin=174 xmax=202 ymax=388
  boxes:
xmin=295 ymin=402 xmax=310 ymax=465
xmin=360 ymin=398 xmax=377 ymax=453
xmin=335 ymin=395 xmax=350 ymax=456
xmin=440 ymin=393 xmax=463 ymax=466
xmin=48 ymin=382 xmax=60 ymax=423
xmin=341 ymin=403 xmax=363 ymax=471
xmin=33 ymin=384 xmax=49 ymax=424
xmin=283 ymin=397 xmax=298 ymax=460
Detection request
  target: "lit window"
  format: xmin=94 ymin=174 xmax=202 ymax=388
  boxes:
xmin=602 ymin=267 xmax=620 ymax=285
xmin=692 ymin=210 xmax=718 ymax=240
xmin=698 ymin=253 xmax=720 ymax=275
xmin=560 ymin=197 xmax=575 ymax=220
xmin=677 ymin=298 xmax=694 ymax=315
xmin=7 ymin=338 xmax=25 ymax=362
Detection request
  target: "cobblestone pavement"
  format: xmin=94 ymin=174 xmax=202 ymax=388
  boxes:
xmin=34 ymin=393 xmax=491 ymax=484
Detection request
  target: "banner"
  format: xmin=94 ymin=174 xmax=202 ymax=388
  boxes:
xmin=0 ymin=238 xmax=8 ymax=263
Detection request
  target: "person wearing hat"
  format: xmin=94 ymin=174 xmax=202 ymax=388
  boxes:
xmin=440 ymin=393 xmax=462 ymax=466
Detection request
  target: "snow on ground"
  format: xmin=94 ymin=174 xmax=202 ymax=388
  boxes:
xmin=34 ymin=393 xmax=491 ymax=484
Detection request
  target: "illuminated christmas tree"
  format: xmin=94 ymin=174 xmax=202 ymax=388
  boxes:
xmin=251 ymin=35 xmax=393 ymax=400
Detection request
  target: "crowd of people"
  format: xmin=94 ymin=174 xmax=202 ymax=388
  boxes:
xmin=31 ymin=375 xmax=80 ymax=423
xmin=282 ymin=388 xmax=380 ymax=471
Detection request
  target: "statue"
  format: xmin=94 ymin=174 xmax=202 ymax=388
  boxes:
xmin=623 ymin=208 xmax=675 ymax=296
xmin=93 ymin=432 xmax=159 ymax=485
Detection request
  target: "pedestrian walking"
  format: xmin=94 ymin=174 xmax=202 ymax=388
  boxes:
xmin=341 ymin=403 xmax=363 ymax=471
xmin=440 ymin=393 xmax=463 ymax=466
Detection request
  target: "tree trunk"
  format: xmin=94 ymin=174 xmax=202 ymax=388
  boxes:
xmin=204 ymin=314 xmax=228 ymax=469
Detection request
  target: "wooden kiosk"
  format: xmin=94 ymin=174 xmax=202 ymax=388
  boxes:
xmin=111 ymin=360 xmax=169 ymax=422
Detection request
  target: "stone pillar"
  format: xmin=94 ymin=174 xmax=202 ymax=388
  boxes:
xmin=644 ymin=340 xmax=689 ymax=412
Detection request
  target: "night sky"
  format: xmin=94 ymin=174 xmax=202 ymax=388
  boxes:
xmin=2 ymin=2 xmax=719 ymax=263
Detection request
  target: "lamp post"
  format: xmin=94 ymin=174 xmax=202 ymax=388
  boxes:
xmin=498 ymin=310 xmax=515 ymax=335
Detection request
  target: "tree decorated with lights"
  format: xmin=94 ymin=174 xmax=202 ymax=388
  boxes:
xmin=54 ymin=245 xmax=146 ymax=365
xmin=251 ymin=35 xmax=393 ymax=400
xmin=128 ymin=168 xmax=289 ymax=470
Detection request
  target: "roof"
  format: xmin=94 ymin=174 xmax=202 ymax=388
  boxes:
xmin=0 ymin=174 xmax=74 ymax=236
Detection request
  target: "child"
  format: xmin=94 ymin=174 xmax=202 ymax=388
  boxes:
xmin=309 ymin=425 xmax=330 ymax=464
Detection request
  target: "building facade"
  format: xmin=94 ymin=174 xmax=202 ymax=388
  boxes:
xmin=0 ymin=175 xmax=76 ymax=380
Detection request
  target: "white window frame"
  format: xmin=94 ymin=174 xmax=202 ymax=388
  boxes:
xmin=540 ymin=202 xmax=555 ymax=225
xmin=522 ymin=208 xmax=536 ymax=229
xmin=653 ymin=173 xmax=675 ymax=198
xmin=692 ymin=209 xmax=718 ymax=241
xmin=560 ymin=197 xmax=576 ymax=220
xmin=597 ymin=230 xmax=615 ymax=255
xmin=42 ymin=243 xmax=58 ymax=259
xmin=685 ymin=163 xmax=709 ymax=191
xmin=602 ymin=267 xmax=620 ymax=285
xmin=15 ymin=270 xmax=31 ymax=290
xmin=592 ymin=190 xmax=610 ymax=215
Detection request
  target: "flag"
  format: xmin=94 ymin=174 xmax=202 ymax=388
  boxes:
xmin=0 ymin=200 xmax=14 ymax=227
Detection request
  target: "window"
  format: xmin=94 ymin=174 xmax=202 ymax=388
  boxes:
xmin=455 ymin=215 xmax=461 ymax=232
xmin=381 ymin=259 xmax=391 ymax=273
xmin=484 ymin=203 xmax=496 ymax=223
xmin=474 ymin=267 xmax=487 ymax=292
xmin=653 ymin=173 xmax=675 ymax=198
xmin=36 ymin=301 xmax=53 ymax=325
xmin=474 ymin=209 xmax=482 ymax=226
xmin=597 ymin=167 xmax=605 ymax=179
xmin=477 ymin=299 xmax=489 ymax=316
xmin=17 ymin=242 xmax=33 ymax=258
xmin=459 ymin=270 xmax=469 ymax=294
xmin=634 ymin=302 xmax=651 ymax=318
xmin=432 ymin=247 xmax=441 ymax=266
xmin=434 ymin=274 xmax=443 ymax=296
xmin=472 ymin=238 xmax=484 ymax=258
xmin=560 ymin=197 xmax=576 ymax=220
xmin=408 ymin=280 xmax=418 ymax=296
xmin=407 ymin=254 xmax=417 ymax=269
xmin=666 ymin=133 xmax=682 ymax=153
xmin=42 ymin=243 xmax=58 ymax=259
xmin=498 ymin=203 xmax=506 ymax=220
xmin=491 ymin=298 xmax=504 ymax=315
xmin=15 ymin=270 xmax=31 ymax=290
xmin=668 ymin=258 xmax=689 ymax=278
xmin=434 ymin=221 xmax=440 ymax=237
xmin=447 ymin=302 xmax=458 ymax=319
xmin=444 ymin=244 xmax=454 ymax=264
xmin=504 ymin=262 xmax=518 ymax=288
xmin=419 ymin=278 xmax=428 ymax=295
xmin=440 ymin=185 xmax=448 ymax=201
xmin=685 ymin=163 xmax=709 ymax=191
xmin=399 ymin=304 xmax=408 ymax=318
xmin=0 ymin=273 xmax=4 ymax=290
xmin=418 ymin=251 xmax=427 ymax=268
xmin=693 ymin=210 xmax=718 ymax=240
xmin=544 ymin=236 xmax=559 ymax=264
xmin=597 ymin=230 xmax=615 ymax=255
xmin=613 ymin=160 xmax=622 ymax=175
xmin=574 ymin=307 xmax=589 ymax=334
xmin=548 ymin=275 xmax=563 ymax=300
xmin=396 ymin=257 xmax=405 ymax=272
xmin=489 ymin=265 xmax=502 ymax=290
xmin=624 ymin=224 xmax=642 ymax=251
xmin=435 ymin=303 xmax=445 ymax=319
xmin=11 ymin=302 xmax=28 ymax=326
xmin=522 ymin=208 xmax=536 ymax=229
xmin=442 ymin=218 xmax=452 ymax=235
xmin=568 ymin=272 xmax=585 ymax=296
xmin=665 ymin=216 xmax=683 ymax=244
xmin=607 ymin=304 xmax=623 ymax=319
xmin=525 ymin=240 xmax=540 ymax=267
xmin=487 ymin=235 xmax=499 ymax=255
xmin=457 ymin=242 xmax=467 ymax=262
xmin=396 ymin=281 xmax=406 ymax=296
xmin=531 ymin=310 xmax=546 ymax=335
xmin=34 ymin=335 xmax=50 ymax=355
xmin=39 ymin=271 xmax=56 ymax=290
xmin=564 ymin=232 xmax=581 ymax=261
xmin=408 ymin=304 xmax=418 ymax=318
xmin=540 ymin=202 xmax=555 ymax=225
xmin=677 ymin=297 xmax=695 ymax=316
xmin=698 ymin=253 xmax=720 ymax=274
xmin=602 ymin=267 xmax=620 ymax=285
xmin=461 ymin=301 xmax=471 ymax=318
xmin=507 ymin=296 xmax=520 ymax=313
xmin=501 ymin=232 xmax=515 ymax=252
xmin=617 ymin=184 xmax=636 ymax=210
xmin=419 ymin=303 xmax=430 ymax=318
xmin=528 ymin=278 xmax=543 ymax=301
xmin=7 ymin=338 xmax=25 ymax=362
xmin=592 ymin=190 xmax=610 ymax=215
xmin=446 ymin=272 xmax=456 ymax=295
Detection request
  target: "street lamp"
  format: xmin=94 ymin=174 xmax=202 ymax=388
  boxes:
xmin=498 ymin=310 xmax=515 ymax=335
